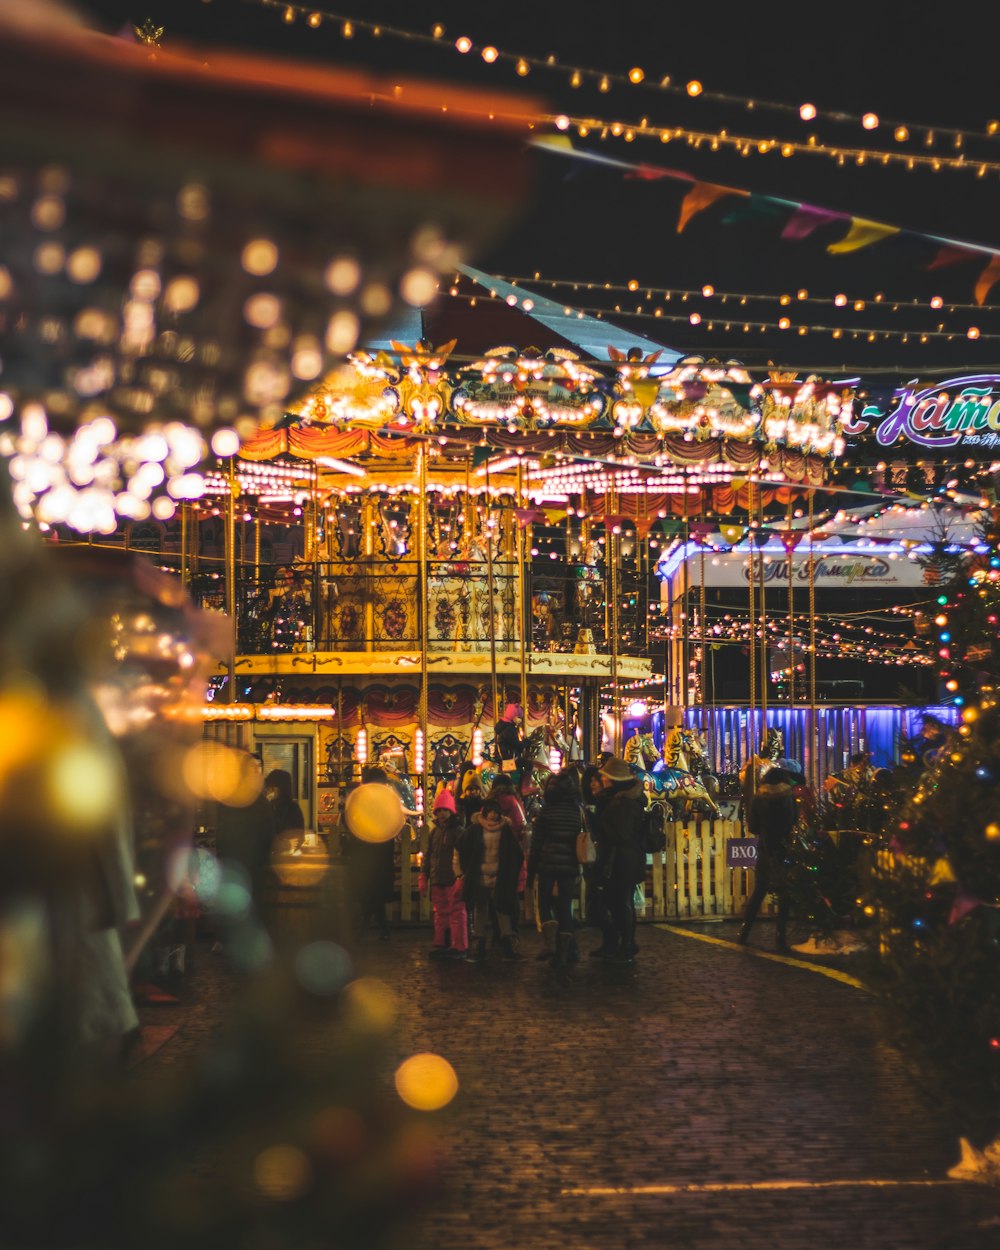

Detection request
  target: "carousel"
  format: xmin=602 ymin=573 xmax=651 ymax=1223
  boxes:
xmin=179 ymin=271 xmax=851 ymax=837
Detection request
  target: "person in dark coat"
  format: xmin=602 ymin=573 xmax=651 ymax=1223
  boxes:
xmin=347 ymin=765 xmax=397 ymax=939
xmin=527 ymin=770 xmax=583 ymax=965
xmin=493 ymin=702 xmax=523 ymax=769
xmin=458 ymin=798 xmax=524 ymax=962
xmin=215 ymin=752 xmax=279 ymax=940
xmin=590 ymin=757 xmax=646 ymax=963
xmin=264 ymin=768 xmax=306 ymax=855
xmin=738 ymin=768 xmax=797 ymax=951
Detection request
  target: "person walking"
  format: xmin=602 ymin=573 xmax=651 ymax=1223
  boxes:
xmin=458 ymin=799 xmax=524 ymax=962
xmin=590 ymin=757 xmax=645 ymax=963
xmin=738 ymin=767 xmax=797 ymax=951
xmin=421 ymin=790 xmax=468 ymax=960
xmin=526 ymin=770 xmax=584 ymax=966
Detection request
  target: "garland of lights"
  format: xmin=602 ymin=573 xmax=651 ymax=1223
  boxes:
xmin=253 ymin=0 xmax=1000 ymax=158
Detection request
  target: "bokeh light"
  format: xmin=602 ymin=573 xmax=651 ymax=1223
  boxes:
xmin=253 ymin=1144 xmax=313 ymax=1201
xmin=343 ymin=783 xmax=405 ymax=843
xmin=394 ymin=1053 xmax=458 ymax=1112
xmin=341 ymin=977 xmax=398 ymax=1034
xmin=294 ymin=941 xmax=353 ymax=996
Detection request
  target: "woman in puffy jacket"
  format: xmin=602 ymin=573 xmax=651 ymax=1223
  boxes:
xmin=527 ymin=770 xmax=584 ymax=965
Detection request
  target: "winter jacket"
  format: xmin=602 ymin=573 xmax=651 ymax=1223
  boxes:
xmin=425 ymin=814 xmax=462 ymax=887
xmin=527 ymin=796 xmax=584 ymax=881
xmin=592 ymin=778 xmax=646 ymax=886
xmin=747 ymin=778 xmax=796 ymax=851
xmin=494 ymin=718 xmax=522 ymax=763
xmin=458 ymin=819 xmax=524 ymax=914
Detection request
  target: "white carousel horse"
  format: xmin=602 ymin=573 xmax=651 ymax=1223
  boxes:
xmin=624 ymin=730 xmax=720 ymax=818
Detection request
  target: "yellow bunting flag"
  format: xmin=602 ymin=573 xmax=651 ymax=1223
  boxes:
xmin=719 ymin=524 xmax=744 ymax=545
xmin=677 ymin=181 xmax=744 ymax=234
xmin=974 ymin=255 xmax=1000 ymax=306
xmin=827 ymin=217 xmax=900 ymax=254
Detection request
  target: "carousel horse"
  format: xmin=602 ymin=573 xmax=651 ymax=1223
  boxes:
xmin=665 ymin=725 xmax=721 ymax=809
xmin=623 ymin=731 xmax=720 ymax=819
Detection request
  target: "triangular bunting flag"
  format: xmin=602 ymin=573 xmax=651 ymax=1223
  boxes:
xmin=779 ymin=531 xmax=804 ymax=555
xmin=719 ymin=523 xmax=745 ymax=546
xmin=975 ymin=255 xmax=1000 ymax=305
xmin=677 ymin=181 xmax=744 ymax=233
xmin=948 ymin=887 xmax=984 ymax=925
xmin=927 ymin=245 xmax=975 ymax=270
xmin=634 ymin=514 xmax=659 ymax=538
xmin=827 ymin=218 xmax=900 ymax=254
xmin=781 ymin=205 xmax=844 ymax=241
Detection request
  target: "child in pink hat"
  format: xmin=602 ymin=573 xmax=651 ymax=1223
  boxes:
xmin=421 ymin=788 xmax=468 ymax=959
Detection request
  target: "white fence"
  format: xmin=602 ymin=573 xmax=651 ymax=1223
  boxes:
xmin=385 ymin=817 xmax=770 ymax=924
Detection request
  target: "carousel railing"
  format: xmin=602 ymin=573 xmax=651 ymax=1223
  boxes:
xmin=185 ymin=558 xmax=649 ymax=657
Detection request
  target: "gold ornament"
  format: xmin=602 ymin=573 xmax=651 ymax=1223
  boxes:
xmin=132 ymin=19 xmax=165 ymax=46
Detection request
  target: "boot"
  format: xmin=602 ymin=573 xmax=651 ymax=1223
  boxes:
xmin=536 ymin=921 xmax=558 ymax=961
xmin=555 ymin=932 xmax=574 ymax=967
xmin=468 ymin=937 xmax=487 ymax=962
xmin=500 ymin=935 xmax=525 ymax=962
xmin=169 ymin=945 xmax=186 ymax=975
xmin=736 ymin=923 xmax=751 ymax=945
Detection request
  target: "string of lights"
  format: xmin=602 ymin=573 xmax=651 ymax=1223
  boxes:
xmin=249 ymin=0 xmax=1000 ymax=154
xmin=542 ymin=113 xmax=1000 ymax=178
xmin=445 ymin=288 xmax=993 ymax=342
xmin=488 ymin=273 xmax=1000 ymax=316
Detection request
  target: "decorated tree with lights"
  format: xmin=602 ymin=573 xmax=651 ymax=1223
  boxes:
xmin=874 ymin=505 xmax=1000 ymax=1172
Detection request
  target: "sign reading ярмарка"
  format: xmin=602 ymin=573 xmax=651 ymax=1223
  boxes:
xmin=846 ymin=374 xmax=1000 ymax=452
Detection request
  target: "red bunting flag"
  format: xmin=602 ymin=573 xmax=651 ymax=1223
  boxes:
xmin=927 ymin=245 xmax=975 ymax=270
xmin=779 ymin=531 xmax=804 ymax=555
xmin=514 ymin=507 xmax=545 ymax=525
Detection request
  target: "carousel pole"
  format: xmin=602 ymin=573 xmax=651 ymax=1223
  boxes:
xmin=608 ymin=485 xmax=621 ymax=755
xmin=417 ymin=447 xmax=430 ymax=811
xmin=807 ymin=491 xmax=819 ymax=790
xmin=787 ymin=498 xmax=795 ymax=724
xmin=516 ymin=462 xmax=529 ymax=727
xmin=746 ymin=480 xmax=757 ymax=790
xmin=179 ymin=500 xmax=189 ymax=590
xmin=485 ymin=463 xmax=500 ymax=744
xmin=757 ymin=490 xmax=768 ymax=748
xmin=224 ymin=459 xmax=237 ymax=703
xmin=681 ymin=503 xmax=690 ymax=713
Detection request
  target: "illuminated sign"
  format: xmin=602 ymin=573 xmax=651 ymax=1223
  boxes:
xmin=847 ymin=375 xmax=1000 ymax=451
xmin=661 ymin=549 xmax=929 ymax=589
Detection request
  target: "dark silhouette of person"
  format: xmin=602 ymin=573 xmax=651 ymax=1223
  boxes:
xmin=738 ymin=768 xmax=797 ymax=951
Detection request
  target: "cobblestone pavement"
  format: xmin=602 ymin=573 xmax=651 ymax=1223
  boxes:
xmin=143 ymin=915 xmax=1000 ymax=1250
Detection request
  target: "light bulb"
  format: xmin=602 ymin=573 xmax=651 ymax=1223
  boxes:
xmin=455 ymin=35 xmax=472 ymax=53
xmin=629 ymin=67 xmax=645 ymax=84
xmin=481 ymin=45 xmax=499 ymax=63
xmin=799 ymin=103 xmax=816 ymax=121
xmin=687 ymin=80 xmax=703 ymax=96
xmin=862 ymin=112 xmax=879 ymax=129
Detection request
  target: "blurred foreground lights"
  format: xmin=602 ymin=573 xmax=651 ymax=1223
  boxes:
xmin=400 ymin=266 xmax=438 ymax=307
xmin=394 ymin=1053 xmax=459 ymax=1112
xmin=211 ymin=428 xmax=241 ymax=457
xmin=294 ymin=940 xmax=353 ymax=996
xmin=211 ymin=861 xmax=253 ymax=921
xmin=341 ymin=977 xmax=398 ymax=1034
xmin=167 ymin=845 xmax=221 ymax=907
xmin=182 ymin=740 xmax=263 ymax=804
xmin=49 ymin=742 xmax=118 ymax=830
xmin=253 ymin=1145 xmax=314 ymax=1202
xmin=241 ymin=238 xmax=279 ymax=277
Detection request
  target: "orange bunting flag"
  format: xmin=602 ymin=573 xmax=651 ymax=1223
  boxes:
xmin=677 ymin=181 xmax=743 ymax=234
xmin=827 ymin=217 xmax=900 ymax=254
xmin=634 ymin=514 xmax=659 ymax=538
xmin=974 ymin=255 xmax=1000 ymax=305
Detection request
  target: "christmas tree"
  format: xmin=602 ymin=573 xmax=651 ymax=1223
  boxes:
xmin=874 ymin=507 xmax=1000 ymax=1168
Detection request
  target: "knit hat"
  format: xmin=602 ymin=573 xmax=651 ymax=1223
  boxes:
xmin=503 ymin=702 xmax=523 ymax=722
xmin=432 ymin=789 xmax=457 ymax=814
xmin=599 ymin=757 xmax=635 ymax=784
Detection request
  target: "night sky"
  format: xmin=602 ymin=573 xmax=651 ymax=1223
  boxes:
xmin=80 ymin=0 xmax=1000 ymax=375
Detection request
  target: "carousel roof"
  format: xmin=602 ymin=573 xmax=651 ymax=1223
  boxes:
xmin=364 ymin=266 xmax=678 ymax=361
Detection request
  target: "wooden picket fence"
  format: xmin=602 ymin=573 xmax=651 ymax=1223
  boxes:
xmin=385 ymin=817 xmax=773 ymax=924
